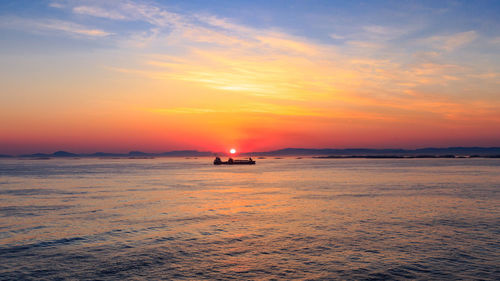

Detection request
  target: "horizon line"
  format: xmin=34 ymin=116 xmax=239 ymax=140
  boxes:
xmin=2 ymin=146 xmax=500 ymax=157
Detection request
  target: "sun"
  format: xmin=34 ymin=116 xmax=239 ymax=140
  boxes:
xmin=230 ymin=148 xmax=236 ymax=154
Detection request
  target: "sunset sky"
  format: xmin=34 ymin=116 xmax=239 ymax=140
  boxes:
xmin=1 ymin=0 xmax=499 ymax=154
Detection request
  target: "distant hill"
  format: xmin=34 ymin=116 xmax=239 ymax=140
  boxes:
xmin=12 ymin=147 xmax=500 ymax=158
xmin=158 ymin=150 xmax=213 ymax=157
xmin=85 ymin=152 xmax=127 ymax=157
xmin=18 ymin=150 xmax=213 ymax=158
xmin=128 ymin=151 xmax=150 ymax=156
xmin=53 ymin=151 xmax=79 ymax=157
xmin=20 ymin=151 xmax=79 ymax=158
xmin=245 ymin=147 xmax=500 ymax=156
xmin=0 ymin=154 xmax=13 ymax=158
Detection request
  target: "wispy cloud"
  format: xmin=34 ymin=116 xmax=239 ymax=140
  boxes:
xmin=62 ymin=1 xmax=184 ymax=28
xmin=146 ymin=103 xmax=324 ymax=117
xmin=0 ymin=17 xmax=111 ymax=37
xmin=48 ymin=2 xmax=65 ymax=9
xmin=362 ymin=25 xmax=410 ymax=39
xmin=329 ymin=34 xmax=345 ymax=40
xmin=38 ymin=19 xmax=112 ymax=37
xmin=73 ymin=6 xmax=128 ymax=20
xmin=421 ymin=31 xmax=477 ymax=51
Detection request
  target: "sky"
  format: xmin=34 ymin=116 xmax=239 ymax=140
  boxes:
xmin=1 ymin=0 xmax=499 ymax=154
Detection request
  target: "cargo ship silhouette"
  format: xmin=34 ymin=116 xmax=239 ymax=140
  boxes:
xmin=213 ymin=156 xmax=256 ymax=165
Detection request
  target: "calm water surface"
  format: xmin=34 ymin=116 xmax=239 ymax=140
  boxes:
xmin=0 ymin=158 xmax=499 ymax=280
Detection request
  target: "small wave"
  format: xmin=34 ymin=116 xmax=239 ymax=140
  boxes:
xmin=0 ymin=188 xmax=87 ymax=196
xmin=0 ymin=237 xmax=86 ymax=255
xmin=0 ymin=205 xmax=71 ymax=217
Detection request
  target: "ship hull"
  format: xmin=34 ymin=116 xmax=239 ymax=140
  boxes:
xmin=214 ymin=161 xmax=255 ymax=165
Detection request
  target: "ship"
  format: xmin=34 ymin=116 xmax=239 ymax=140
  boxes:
xmin=213 ymin=156 xmax=256 ymax=165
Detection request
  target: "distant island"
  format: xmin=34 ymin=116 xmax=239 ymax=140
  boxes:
xmin=1 ymin=147 xmax=499 ymax=159
xmin=248 ymin=147 xmax=500 ymax=158
xmin=15 ymin=150 xmax=214 ymax=158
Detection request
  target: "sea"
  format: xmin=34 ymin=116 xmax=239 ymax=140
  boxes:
xmin=0 ymin=157 xmax=499 ymax=280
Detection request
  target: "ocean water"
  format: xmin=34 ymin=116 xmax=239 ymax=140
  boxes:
xmin=0 ymin=157 xmax=499 ymax=280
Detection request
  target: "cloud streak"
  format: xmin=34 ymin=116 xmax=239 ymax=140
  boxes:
xmin=0 ymin=17 xmax=111 ymax=37
xmin=421 ymin=31 xmax=477 ymax=51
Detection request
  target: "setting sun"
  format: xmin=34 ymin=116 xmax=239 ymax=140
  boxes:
xmin=230 ymin=148 xmax=236 ymax=154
